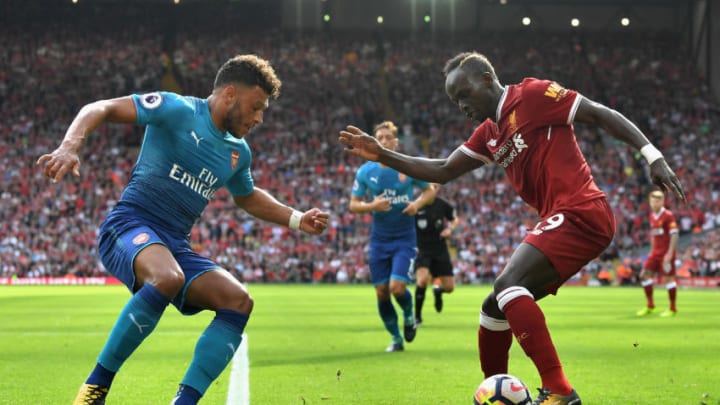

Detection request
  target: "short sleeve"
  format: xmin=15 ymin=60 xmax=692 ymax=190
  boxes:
xmin=352 ymin=166 xmax=368 ymax=198
xmin=459 ymin=119 xmax=495 ymax=163
xmin=521 ymin=79 xmax=581 ymax=126
xmin=131 ymin=92 xmax=194 ymax=127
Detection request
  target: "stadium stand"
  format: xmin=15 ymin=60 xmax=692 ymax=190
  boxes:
xmin=2 ymin=2 xmax=719 ymax=285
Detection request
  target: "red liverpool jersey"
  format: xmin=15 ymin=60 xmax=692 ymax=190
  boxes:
xmin=460 ymin=78 xmax=605 ymax=218
xmin=649 ymin=207 xmax=678 ymax=258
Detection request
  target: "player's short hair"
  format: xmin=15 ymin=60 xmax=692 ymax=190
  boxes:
xmin=649 ymin=188 xmax=665 ymax=199
xmin=373 ymin=121 xmax=398 ymax=137
xmin=214 ymin=54 xmax=281 ymax=99
xmin=443 ymin=52 xmax=497 ymax=79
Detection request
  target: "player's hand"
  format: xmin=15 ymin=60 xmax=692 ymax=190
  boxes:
xmin=372 ymin=194 xmax=392 ymax=212
xmin=662 ymin=261 xmax=672 ymax=274
xmin=300 ymin=208 xmax=330 ymax=235
xmin=36 ymin=147 xmax=81 ymax=183
xmin=440 ymin=228 xmax=452 ymax=238
xmin=339 ymin=126 xmax=383 ymax=161
xmin=402 ymin=201 xmax=419 ymax=216
xmin=649 ymin=159 xmax=686 ymax=204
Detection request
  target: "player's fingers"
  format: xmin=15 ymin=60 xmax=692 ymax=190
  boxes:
xmin=53 ymin=164 xmax=72 ymax=183
xmin=43 ymin=159 xmax=61 ymax=179
xmin=314 ymin=214 xmax=329 ymax=223
xmin=72 ymin=161 xmax=81 ymax=177
xmin=671 ymin=181 xmax=687 ymax=203
xmin=312 ymin=218 xmax=328 ymax=227
xmin=345 ymin=125 xmax=363 ymax=134
xmin=672 ymin=177 xmax=687 ymax=202
xmin=660 ymin=174 xmax=685 ymax=203
xmin=36 ymin=154 xmax=51 ymax=165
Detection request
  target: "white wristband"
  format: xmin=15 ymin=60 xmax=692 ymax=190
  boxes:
xmin=640 ymin=144 xmax=663 ymax=165
xmin=289 ymin=210 xmax=303 ymax=230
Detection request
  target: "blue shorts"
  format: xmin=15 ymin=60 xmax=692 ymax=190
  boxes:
xmin=368 ymin=239 xmax=417 ymax=286
xmin=98 ymin=212 xmax=221 ymax=315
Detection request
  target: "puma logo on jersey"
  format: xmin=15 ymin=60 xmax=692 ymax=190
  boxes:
xmin=370 ymin=176 xmax=378 ymax=183
xmin=190 ymin=131 xmax=203 ymax=147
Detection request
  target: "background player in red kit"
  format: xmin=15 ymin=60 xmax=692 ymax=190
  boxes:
xmin=637 ymin=188 xmax=680 ymax=317
xmin=339 ymin=52 xmax=686 ymax=405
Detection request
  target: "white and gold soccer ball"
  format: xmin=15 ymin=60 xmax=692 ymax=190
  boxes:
xmin=473 ymin=373 xmax=532 ymax=405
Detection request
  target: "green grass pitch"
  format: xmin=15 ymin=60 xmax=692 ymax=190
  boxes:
xmin=1 ymin=285 xmax=718 ymax=404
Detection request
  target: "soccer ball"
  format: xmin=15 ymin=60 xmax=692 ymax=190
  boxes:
xmin=473 ymin=374 xmax=532 ymax=405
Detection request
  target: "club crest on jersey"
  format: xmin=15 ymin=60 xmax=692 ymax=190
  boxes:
xmin=132 ymin=232 xmax=150 ymax=245
xmin=231 ymin=151 xmax=240 ymax=169
xmin=508 ymin=110 xmax=519 ymax=134
xmin=139 ymin=92 xmax=162 ymax=109
xmin=398 ymin=173 xmax=407 ymax=183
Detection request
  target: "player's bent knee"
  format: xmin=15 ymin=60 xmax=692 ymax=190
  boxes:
xmin=481 ymin=293 xmax=503 ymax=319
xmin=390 ymin=284 xmax=407 ymax=297
xmin=148 ymin=269 xmax=185 ymax=297
xmin=228 ymin=290 xmax=254 ymax=314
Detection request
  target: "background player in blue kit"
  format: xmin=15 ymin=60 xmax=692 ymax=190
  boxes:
xmin=413 ymin=183 xmax=459 ymax=326
xmin=37 ymin=54 xmax=329 ymax=405
xmin=348 ymin=121 xmax=436 ymax=352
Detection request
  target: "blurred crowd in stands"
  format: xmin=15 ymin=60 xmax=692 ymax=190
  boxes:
xmin=2 ymin=5 xmax=719 ymax=285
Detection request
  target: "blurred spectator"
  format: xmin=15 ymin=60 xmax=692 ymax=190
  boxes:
xmin=2 ymin=4 xmax=718 ymax=284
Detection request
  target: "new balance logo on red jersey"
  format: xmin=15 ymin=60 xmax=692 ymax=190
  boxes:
xmin=494 ymin=133 xmax=528 ymax=168
xmin=512 ymin=133 xmax=528 ymax=151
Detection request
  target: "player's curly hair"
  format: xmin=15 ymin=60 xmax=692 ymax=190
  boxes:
xmin=214 ymin=54 xmax=281 ymax=99
xmin=442 ymin=52 xmax=497 ymax=79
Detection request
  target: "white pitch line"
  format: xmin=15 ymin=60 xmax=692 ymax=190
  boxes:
xmin=226 ymin=333 xmax=249 ymax=405
xmin=0 ymin=331 xmax=201 ymax=336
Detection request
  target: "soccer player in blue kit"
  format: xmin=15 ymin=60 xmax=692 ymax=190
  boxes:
xmin=349 ymin=121 xmax=436 ymax=352
xmin=37 ymin=54 xmax=329 ymax=405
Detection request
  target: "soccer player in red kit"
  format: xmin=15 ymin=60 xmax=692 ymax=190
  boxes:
xmin=637 ymin=189 xmax=680 ymax=317
xmin=339 ymin=52 xmax=686 ymax=405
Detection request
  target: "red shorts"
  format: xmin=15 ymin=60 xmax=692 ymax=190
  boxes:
xmin=643 ymin=254 xmax=676 ymax=276
xmin=524 ymin=198 xmax=615 ymax=294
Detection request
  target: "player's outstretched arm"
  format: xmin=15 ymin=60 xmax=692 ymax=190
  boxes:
xmin=339 ymin=125 xmax=483 ymax=184
xmin=233 ymin=188 xmax=329 ymax=235
xmin=36 ymin=96 xmax=137 ymax=183
xmin=574 ymin=97 xmax=687 ymax=203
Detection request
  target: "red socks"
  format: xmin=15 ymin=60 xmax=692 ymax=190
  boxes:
xmin=503 ymin=295 xmax=572 ymax=395
xmin=642 ymin=280 xmax=655 ymax=308
xmin=478 ymin=326 xmax=513 ymax=377
xmin=667 ymin=282 xmax=677 ymax=311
